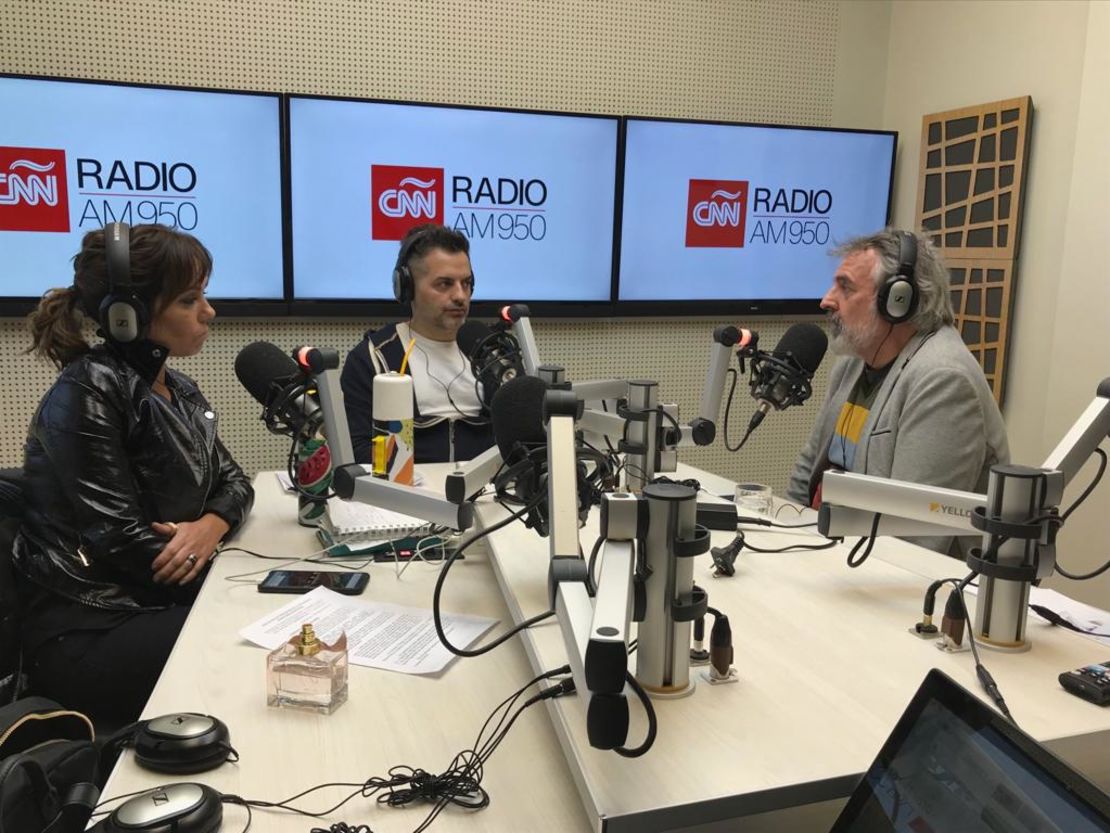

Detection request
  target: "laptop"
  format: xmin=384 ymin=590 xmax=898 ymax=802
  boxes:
xmin=830 ymin=668 xmax=1110 ymax=832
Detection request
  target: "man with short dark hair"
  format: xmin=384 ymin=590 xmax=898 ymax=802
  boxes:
xmin=787 ymin=228 xmax=1009 ymax=553
xmin=340 ymin=224 xmax=495 ymax=464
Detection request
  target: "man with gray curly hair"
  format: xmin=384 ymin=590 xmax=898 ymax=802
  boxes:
xmin=787 ymin=228 xmax=1009 ymax=554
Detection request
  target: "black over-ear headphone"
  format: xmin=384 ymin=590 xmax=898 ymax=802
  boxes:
xmin=102 ymin=713 xmax=236 ymax=775
xmin=98 ymin=222 xmax=149 ymax=342
xmin=876 ymin=230 xmax=919 ymax=324
xmin=391 ymin=231 xmax=419 ymax=304
xmin=391 ymin=228 xmax=475 ymax=304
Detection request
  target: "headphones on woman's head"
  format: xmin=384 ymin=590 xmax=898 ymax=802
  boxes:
xmin=98 ymin=222 xmax=149 ymax=342
xmin=876 ymin=231 xmax=919 ymax=324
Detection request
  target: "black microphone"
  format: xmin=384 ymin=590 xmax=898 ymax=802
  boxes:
xmin=746 ymin=322 xmax=828 ymax=434
xmin=234 ymin=341 xmax=321 ymax=438
xmin=458 ymin=320 xmax=524 ymax=405
xmin=490 ymin=375 xmax=611 ymax=537
xmin=491 ymin=374 xmax=548 ymax=463
xmin=490 ymin=375 xmax=551 ymax=533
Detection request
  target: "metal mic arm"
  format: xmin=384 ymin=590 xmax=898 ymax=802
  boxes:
xmin=689 ymin=325 xmax=756 ymax=446
xmin=543 ymin=388 xmax=638 ymax=751
xmin=817 ymin=378 xmax=1110 ymax=651
xmin=300 ymin=351 xmax=474 ymax=532
xmin=502 ymin=304 xmax=541 ymax=376
xmin=819 ymin=378 xmax=1110 ymax=538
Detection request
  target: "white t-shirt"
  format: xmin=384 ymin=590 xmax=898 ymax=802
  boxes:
xmin=397 ymin=322 xmax=484 ymax=419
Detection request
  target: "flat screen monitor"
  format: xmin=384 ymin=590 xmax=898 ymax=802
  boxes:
xmin=618 ymin=117 xmax=895 ymax=314
xmin=0 ymin=75 xmax=284 ymax=308
xmin=288 ymin=95 xmax=618 ymax=308
xmin=831 ymin=668 xmax=1110 ymax=832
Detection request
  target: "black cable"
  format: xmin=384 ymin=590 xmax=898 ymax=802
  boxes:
xmin=846 ymin=513 xmax=882 ymax=568
xmin=219 ymin=667 xmax=574 ymax=833
xmin=944 ymin=578 xmax=1016 ymax=725
xmin=1029 ymin=603 xmax=1110 ymax=637
xmin=432 ymin=494 xmax=556 ymax=657
xmin=586 ymin=534 xmax=604 ymax=596
xmin=614 ymin=672 xmax=657 ymax=758
xmin=735 ymin=515 xmax=818 ymax=529
xmin=1055 ymin=448 xmax=1110 ymax=579
xmin=721 ymin=368 xmax=756 ymax=452
xmin=1061 ymin=447 xmax=1106 ymax=522
xmin=728 ymin=529 xmax=840 ymax=555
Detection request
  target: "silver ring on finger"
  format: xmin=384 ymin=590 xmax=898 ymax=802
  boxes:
xmin=185 ymin=553 xmax=198 ymax=567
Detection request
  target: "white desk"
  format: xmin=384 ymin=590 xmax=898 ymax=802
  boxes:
xmin=474 ymin=463 xmax=1110 ymax=833
xmin=103 ymin=465 xmax=1110 ymax=833
xmin=101 ymin=472 xmax=592 ymax=832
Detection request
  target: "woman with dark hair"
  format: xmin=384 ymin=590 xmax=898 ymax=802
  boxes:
xmin=12 ymin=223 xmax=254 ymax=724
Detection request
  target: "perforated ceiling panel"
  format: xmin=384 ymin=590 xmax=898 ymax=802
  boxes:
xmin=0 ymin=0 xmax=844 ymax=492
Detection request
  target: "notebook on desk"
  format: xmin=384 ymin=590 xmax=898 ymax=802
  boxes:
xmin=829 ymin=668 xmax=1110 ymax=832
xmin=323 ymin=498 xmax=431 ymax=538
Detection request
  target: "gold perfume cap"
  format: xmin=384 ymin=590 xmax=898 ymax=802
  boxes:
xmin=297 ymin=623 xmax=321 ymax=656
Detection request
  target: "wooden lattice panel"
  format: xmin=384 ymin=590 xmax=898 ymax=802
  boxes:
xmin=946 ymin=260 xmax=1012 ymax=398
xmin=916 ymin=96 xmax=1032 ymax=402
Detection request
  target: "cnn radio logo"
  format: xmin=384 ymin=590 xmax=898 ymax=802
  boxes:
xmin=371 ymin=165 xmax=444 ymax=240
xmin=0 ymin=146 xmax=70 ymax=232
xmin=685 ymin=179 xmax=747 ymax=248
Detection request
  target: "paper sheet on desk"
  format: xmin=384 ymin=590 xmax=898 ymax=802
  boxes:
xmin=1028 ymin=587 xmax=1110 ymax=648
xmin=239 ymin=586 xmax=497 ymax=674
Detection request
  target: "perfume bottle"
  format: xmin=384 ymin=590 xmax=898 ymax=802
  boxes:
xmin=267 ymin=624 xmax=348 ymax=713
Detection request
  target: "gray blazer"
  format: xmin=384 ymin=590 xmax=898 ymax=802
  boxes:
xmin=787 ymin=326 xmax=1009 ymax=553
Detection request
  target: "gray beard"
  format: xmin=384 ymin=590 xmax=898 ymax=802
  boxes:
xmin=828 ymin=315 xmax=884 ymax=359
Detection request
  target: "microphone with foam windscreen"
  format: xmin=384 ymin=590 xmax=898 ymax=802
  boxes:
xmin=491 ymin=375 xmax=613 ymax=537
xmin=745 ymin=322 xmax=828 ymax=437
xmin=490 ymin=375 xmax=551 ymax=533
xmin=235 ymin=341 xmax=322 ymax=437
xmin=235 ymin=341 xmax=330 ymax=521
xmin=458 ymin=319 xmax=524 ymax=408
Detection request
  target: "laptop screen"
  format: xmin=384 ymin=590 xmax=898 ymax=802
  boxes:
xmin=831 ymin=669 xmax=1110 ymax=832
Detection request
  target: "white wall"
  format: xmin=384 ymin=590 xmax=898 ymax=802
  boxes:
xmin=1042 ymin=0 xmax=1110 ymax=607
xmin=0 ymin=0 xmax=892 ymax=493
xmin=884 ymin=0 xmax=1109 ymax=608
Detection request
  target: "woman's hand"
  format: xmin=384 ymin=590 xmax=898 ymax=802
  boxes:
xmin=151 ymin=513 xmax=231 ymax=585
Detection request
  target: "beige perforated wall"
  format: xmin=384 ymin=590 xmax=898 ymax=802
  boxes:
xmin=0 ymin=0 xmax=873 ymax=491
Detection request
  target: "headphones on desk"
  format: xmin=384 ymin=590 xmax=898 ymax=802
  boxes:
xmin=876 ymin=230 xmax=919 ymax=324
xmin=91 ymin=782 xmax=223 ymax=833
xmin=392 ymin=227 xmax=476 ymax=304
xmin=98 ymin=222 xmax=149 ymax=343
xmin=103 ymin=712 xmax=236 ymax=775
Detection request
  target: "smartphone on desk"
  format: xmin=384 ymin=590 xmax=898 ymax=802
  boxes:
xmin=258 ymin=570 xmax=369 ymax=595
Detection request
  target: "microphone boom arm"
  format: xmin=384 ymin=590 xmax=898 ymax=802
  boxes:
xmin=299 ymin=348 xmax=474 ymax=531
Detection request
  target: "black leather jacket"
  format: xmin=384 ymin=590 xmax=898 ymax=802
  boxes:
xmin=12 ymin=342 xmax=254 ymax=611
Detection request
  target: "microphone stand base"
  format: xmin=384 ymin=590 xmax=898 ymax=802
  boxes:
xmin=702 ymin=667 xmax=739 ymax=686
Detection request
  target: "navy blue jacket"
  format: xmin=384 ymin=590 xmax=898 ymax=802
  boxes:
xmin=340 ymin=323 xmax=495 ymax=465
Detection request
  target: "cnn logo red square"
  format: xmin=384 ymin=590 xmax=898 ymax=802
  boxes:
xmin=371 ymin=165 xmax=444 ymax=240
xmin=685 ymin=179 xmax=747 ymax=248
xmin=0 ymin=147 xmax=70 ymax=232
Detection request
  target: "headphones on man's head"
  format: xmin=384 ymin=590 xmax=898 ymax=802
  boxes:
xmin=98 ymin=222 xmax=149 ymax=343
xmin=876 ymin=230 xmax=919 ymax=324
xmin=391 ymin=226 xmax=475 ymax=304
